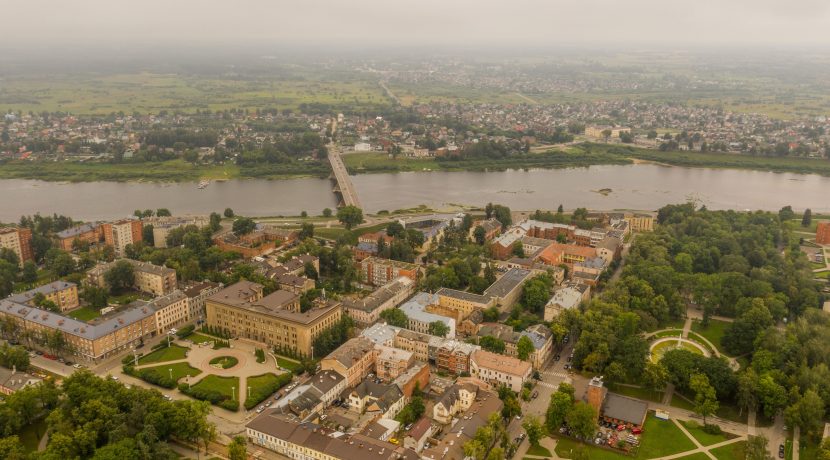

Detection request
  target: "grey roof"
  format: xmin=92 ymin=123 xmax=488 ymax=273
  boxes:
xmin=355 ymin=241 xmax=378 ymax=252
xmin=323 ymin=337 xmax=375 ymax=367
xmin=90 ymin=259 xmax=176 ymax=277
xmin=521 ymin=324 xmax=551 ymax=350
xmin=483 ymin=268 xmax=531 ymax=298
xmin=56 ymin=223 xmax=99 ymax=239
xmin=435 ymin=288 xmax=489 ymax=304
xmin=343 ymin=278 xmax=412 ymax=313
xmin=8 ymin=281 xmax=76 ymax=304
xmin=361 ymin=323 xmax=402 ymax=345
xmin=148 ymin=290 xmax=187 ymax=311
xmin=601 ymin=393 xmax=649 ymax=426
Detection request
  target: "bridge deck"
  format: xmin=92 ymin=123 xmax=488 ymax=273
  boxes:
xmin=328 ymin=150 xmax=361 ymax=208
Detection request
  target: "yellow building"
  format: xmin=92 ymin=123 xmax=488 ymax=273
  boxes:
xmin=585 ymin=125 xmax=631 ymax=139
xmin=625 ymin=213 xmax=655 ymax=232
xmin=205 ymin=281 xmax=342 ymax=358
xmin=87 ymin=259 xmax=178 ymax=296
xmin=9 ymin=281 xmax=79 ymax=312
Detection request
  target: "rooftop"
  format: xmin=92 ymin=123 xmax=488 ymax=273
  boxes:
xmin=323 ymin=337 xmax=375 ymax=367
xmin=483 ymin=268 xmax=532 ymax=298
xmin=471 ymin=349 xmax=531 ymax=377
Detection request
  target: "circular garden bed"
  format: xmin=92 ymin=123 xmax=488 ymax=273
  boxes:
xmin=209 ymin=356 xmax=239 ymax=369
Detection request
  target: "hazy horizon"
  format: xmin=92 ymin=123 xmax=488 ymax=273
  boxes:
xmin=4 ymin=0 xmax=830 ymax=52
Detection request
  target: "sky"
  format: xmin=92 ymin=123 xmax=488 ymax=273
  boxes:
xmin=4 ymin=0 xmax=830 ymax=50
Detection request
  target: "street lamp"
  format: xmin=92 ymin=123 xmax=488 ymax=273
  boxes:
xmin=231 ymin=386 xmax=235 ymax=401
xmin=311 ymin=346 xmax=314 ymax=361
xmin=168 ymin=368 xmax=173 ymax=380
xmin=248 ymin=386 xmax=251 ymax=399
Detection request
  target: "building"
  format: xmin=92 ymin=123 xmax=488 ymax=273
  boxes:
xmin=544 ymin=284 xmax=590 ymax=321
xmin=469 ymin=349 xmax=531 ymax=392
xmin=404 ymin=417 xmax=434 ymax=452
xmin=102 ymin=219 xmax=143 ymax=257
xmin=246 ymin=418 xmax=419 ymax=460
xmin=0 ymin=366 xmax=42 ymax=395
xmin=435 ymin=339 xmax=478 ymax=375
xmin=476 ymin=323 xmax=551 ymax=369
xmin=399 ymin=292 xmax=456 ymax=338
xmin=274 ymin=273 xmax=315 ymax=294
xmin=181 ymin=281 xmax=223 ymax=323
xmin=585 ymin=125 xmax=631 ymax=139
xmin=0 ymin=226 xmax=33 ymax=265
xmin=320 ymin=336 xmax=377 ymax=387
xmin=817 ymin=222 xmax=830 ymax=245
xmin=422 ymin=390 xmax=502 ymax=460
xmin=436 ymin=267 xmax=533 ymax=318
xmin=394 ymin=329 xmax=433 ymax=363
xmin=213 ymin=225 xmax=298 ymax=259
xmin=342 ymin=277 xmax=415 ymax=326
xmin=537 ymin=243 xmax=597 ymax=268
xmin=143 ymin=215 xmax=209 ymax=248
xmin=521 ymin=236 xmax=554 ymax=256
xmin=346 ymin=380 xmax=406 ymax=419
xmin=0 ymin=298 xmax=158 ymax=361
xmin=596 ymin=236 xmax=623 ymax=264
xmin=392 ymin=362 xmax=430 ymax=398
xmin=474 ymin=218 xmax=502 ymax=242
xmin=435 ymin=288 xmax=492 ymax=318
xmin=283 ymin=369 xmax=347 ymax=418
xmin=8 ymin=281 xmax=79 ymax=312
xmin=584 ymin=377 xmax=648 ymax=430
xmin=375 ymin=345 xmax=414 ymax=381
xmin=359 ymin=257 xmax=420 ymax=287
xmin=432 ymin=383 xmax=479 ymax=424
xmin=55 ymin=223 xmax=103 ymax=251
xmin=148 ymin=290 xmax=189 ymax=333
xmin=87 ymin=259 xmax=178 ymax=296
xmin=625 ymin=213 xmax=655 ymax=232
xmin=206 ymin=281 xmax=342 ymax=358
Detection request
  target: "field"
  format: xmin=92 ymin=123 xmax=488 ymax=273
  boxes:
xmin=0 ymin=73 xmax=389 ymax=115
xmin=526 ymin=444 xmax=552 ymax=457
xmin=67 ymin=306 xmax=101 ymax=321
xmin=190 ymin=375 xmax=239 ymax=401
xmin=137 ymin=344 xmax=189 ymax=365
xmin=276 ymin=356 xmax=302 ymax=373
xmin=244 ymin=372 xmax=293 ymax=410
xmin=690 ymin=319 xmax=731 ymax=355
xmin=679 ymin=420 xmax=737 ymax=446
xmin=555 ymin=414 xmax=696 ymax=459
xmin=710 ymin=440 xmax=746 ymax=460
xmin=607 ymin=384 xmax=665 ymax=404
xmin=141 ymin=362 xmax=202 ymax=382
xmin=18 ymin=419 xmax=48 ymax=452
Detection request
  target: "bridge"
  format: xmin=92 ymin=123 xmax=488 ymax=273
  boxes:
xmin=328 ymin=149 xmax=361 ymax=208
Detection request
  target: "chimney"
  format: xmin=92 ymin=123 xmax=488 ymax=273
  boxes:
xmin=586 ymin=377 xmax=606 ymax=415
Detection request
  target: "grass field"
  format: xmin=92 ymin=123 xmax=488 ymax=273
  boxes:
xmin=608 ymin=384 xmax=665 ymax=404
xmin=691 ymin=319 xmax=731 ymax=355
xmin=710 ymin=440 xmax=746 ymax=460
xmin=276 ymin=356 xmax=302 ymax=373
xmin=187 ymin=333 xmax=216 ymax=345
xmin=651 ymin=339 xmax=704 ymax=362
xmin=137 ymin=344 xmax=189 ymax=365
xmin=673 ymin=453 xmax=711 ymax=460
xmin=68 ymin=306 xmax=101 ymax=321
xmin=209 ymin=356 xmax=238 ymax=369
xmin=526 ymin=444 xmax=552 ymax=457
xmin=679 ymin=420 xmax=737 ymax=446
xmin=555 ymin=415 xmax=696 ymax=459
xmin=18 ymin=419 xmax=47 ymax=452
xmin=190 ymin=375 xmax=239 ymax=401
xmin=0 ymin=73 xmax=389 ymax=115
xmin=141 ymin=362 xmax=202 ymax=382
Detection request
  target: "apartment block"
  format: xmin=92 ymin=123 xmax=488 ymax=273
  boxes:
xmin=0 ymin=226 xmax=34 ymax=266
xmin=8 ymin=281 xmax=79 ymax=312
xmin=359 ymin=257 xmax=420 ymax=287
xmin=87 ymin=259 xmax=177 ymax=296
xmin=102 ymin=219 xmax=143 ymax=257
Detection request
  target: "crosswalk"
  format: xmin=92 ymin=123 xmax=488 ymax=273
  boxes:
xmin=542 ymin=370 xmax=569 ymax=379
xmin=536 ymin=381 xmax=560 ymax=389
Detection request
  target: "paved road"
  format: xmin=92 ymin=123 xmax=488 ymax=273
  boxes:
xmin=328 ymin=148 xmax=361 ymax=208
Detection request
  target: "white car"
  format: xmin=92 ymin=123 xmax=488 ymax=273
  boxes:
xmin=109 ymin=375 xmax=119 ymax=381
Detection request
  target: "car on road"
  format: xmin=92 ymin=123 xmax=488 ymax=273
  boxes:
xmin=779 ymin=444 xmax=785 ymax=458
xmin=64 ymin=361 xmax=74 ymax=366
xmin=73 ymin=363 xmax=83 ymax=369
xmin=532 ymin=391 xmax=538 ymax=399
xmin=35 ymin=350 xmax=43 ymax=355
xmin=164 ymin=395 xmax=172 ymax=401
xmin=109 ymin=375 xmax=118 ymax=381
xmin=554 ymin=354 xmax=560 ymax=361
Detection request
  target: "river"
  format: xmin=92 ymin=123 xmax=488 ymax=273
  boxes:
xmin=0 ymin=164 xmax=828 ymax=221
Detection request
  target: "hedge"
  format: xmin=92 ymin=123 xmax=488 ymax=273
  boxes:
xmin=176 ymin=324 xmax=195 ymax=338
xmin=243 ymin=373 xmax=293 ymax=410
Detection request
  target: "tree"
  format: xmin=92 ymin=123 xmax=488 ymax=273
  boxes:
xmin=785 ymin=388 xmax=825 ymax=435
xmin=429 ymin=321 xmax=450 ymax=337
xmin=485 ymin=203 xmax=494 ymax=219
xmin=479 ymin=336 xmax=506 ymax=354
xmin=156 ymin=208 xmax=172 ymax=217
xmin=0 ymin=436 xmax=26 ymax=460
xmin=209 ymin=212 xmax=222 ymax=232
xmin=299 ymin=223 xmax=314 ymax=240
xmin=521 ymin=416 xmax=544 ymax=446
xmin=322 ymin=208 xmax=333 ymax=218
xmin=20 ymin=260 xmax=38 ymax=284
xmin=546 ymin=391 xmax=573 ymax=432
xmin=778 ymin=206 xmax=795 ymax=221
xmin=802 ymin=208 xmax=812 ymax=227
xmin=82 ymin=285 xmax=109 ymax=309
xmin=690 ymin=373 xmax=719 ymax=424
xmin=473 ymin=226 xmax=487 ymax=245
xmin=557 ymin=204 xmax=564 ymax=213
xmin=232 ymin=217 xmax=257 ymax=236
xmin=224 ymin=208 xmax=235 ymax=218
xmin=228 ymin=435 xmax=247 ymax=460
xmin=745 ymin=435 xmax=773 ymax=460
xmin=104 ymin=260 xmax=135 ymax=293
xmin=566 ymin=402 xmax=597 ymax=440
xmin=601 ymin=129 xmax=612 ymax=142
xmin=142 ymin=224 xmax=155 ymax=246
xmin=492 ymin=205 xmax=512 ymax=227
xmin=336 ymin=206 xmax=364 ymax=230
xmin=517 ymin=335 xmax=534 ymax=361
xmin=379 ymin=308 xmax=408 ymax=328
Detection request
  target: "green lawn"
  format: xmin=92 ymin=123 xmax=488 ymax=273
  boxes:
xmin=137 ymin=344 xmax=189 ymax=365
xmin=18 ymin=418 xmax=48 ymax=452
xmin=636 ymin=416 xmax=697 ymax=458
xmin=190 ymin=375 xmax=239 ymax=401
xmin=526 ymin=444 xmax=552 ymax=456
xmin=710 ymin=440 xmax=746 ymax=460
xmin=672 ymin=453 xmax=711 ymax=460
xmin=670 ymin=393 xmax=695 ymax=411
xmin=68 ymin=306 xmax=101 ymax=321
xmin=554 ymin=437 xmax=631 ymax=460
xmin=276 ymin=355 xmax=302 ymax=373
xmin=141 ymin=362 xmax=202 ymax=382
xmin=679 ymin=420 xmax=737 ymax=446
xmin=690 ymin=319 xmax=731 ymax=354
xmin=209 ymin=356 xmax=238 ymax=369
xmin=685 ymin=331 xmax=717 ymax=354
xmin=187 ymin=332 xmax=216 ymax=344
xmin=608 ymin=384 xmax=665 ymax=403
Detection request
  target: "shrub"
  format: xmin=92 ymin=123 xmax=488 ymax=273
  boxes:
xmin=243 ymin=373 xmax=293 ymax=410
xmin=219 ymin=400 xmax=239 ymax=411
xmin=255 ymin=348 xmax=266 ymax=364
xmin=137 ymin=368 xmax=176 ymax=389
xmin=151 ymin=341 xmax=169 ymax=351
xmin=122 ymin=354 xmax=141 ymax=365
xmin=703 ymin=423 xmax=723 ymax=435
xmin=176 ymin=324 xmax=195 ymax=338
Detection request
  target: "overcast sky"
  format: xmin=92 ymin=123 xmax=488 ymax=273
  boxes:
xmin=5 ymin=0 xmax=830 ymax=49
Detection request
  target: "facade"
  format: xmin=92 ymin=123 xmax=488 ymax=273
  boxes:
xmin=320 ymin=336 xmax=377 ymax=387
xmin=624 ymin=213 xmax=655 ymax=232
xmin=144 ymin=215 xmax=209 ymax=248
xmin=432 ymin=383 xmax=479 ymax=424
xmin=404 ymin=417 xmax=434 ymax=452
xmin=181 ymin=281 xmax=223 ymax=323
xmin=585 ymin=125 xmax=631 ymax=139
xmin=596 ymin=236 xmax=623 ymax=264
xmin=394 ymin=329 xmax=432 ymax=363
xmin=544 ymin=284 xmax=591 ymax=321
xmin=148 ymin=290 xmax=190 ymax=333
xmin=347 ymin=381 xmax=406 ymax=419
xmin=206 ymin=281 xmax=342 ymax=357
xmin=474 ymin=218 xmax=502 ymax=242
xmin=375 ymin=345 xmax=414 ymax=381
xmin=0 ymin=226 xmax=34 ymax=266
xmin=55 ymin=223 xmax=103 ymax=251
xmin=0 ymin=367 xmax=42 ymax=395
xmin=435 ymin=339 xmax=478 ymax=375
xmin=435 ymin=289 xmax=492 ymax=318
xmin=102 ymin=219 xmax=143 ymax=257
xmin=246 ymin=418 xmax=419 ymax=460
xmin=399 ymin=292 xmax=456 ymax=338
xmin=87 ymin=259 xmax=178 ymax=296
xmin=359 ymin=257 xmax=420 ymax=287
xmin=8 ymin=281 xmax=79 ymax=312
xmin=342 ymin=277 xmax=415 ymax=326
xmin=537 ymin=243 xmax=597 ymax=267
xmin=585 ymin=377 xmax=648 ymax=429
xmin=470 ymin=349 xmax=532 ymax=392
xmin=817 ymin=222 xmax=830 ymax=245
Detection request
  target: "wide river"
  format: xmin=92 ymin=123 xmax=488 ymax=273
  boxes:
xmin=1 ymin=164 xmax=828 ymax=221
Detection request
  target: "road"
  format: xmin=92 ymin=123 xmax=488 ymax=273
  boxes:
xmin=327 ymin=148 xmax=362 ymax=208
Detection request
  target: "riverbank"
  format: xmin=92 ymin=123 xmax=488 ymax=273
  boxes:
xmin=2 ymin=143 xmax=830 ymax=183
xmin=0 ymin=159 xmax=330 ymax=182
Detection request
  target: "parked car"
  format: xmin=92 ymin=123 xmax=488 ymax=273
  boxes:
xmin=532 ymin=391 xmax=538 ymax=399
xmin=554 ymin=354 xmax=560 ymax=361
xmin=64 ymin=361 xmax=74 ymax=366
xmin=73 ymin=363 xmax=83 ymax=369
